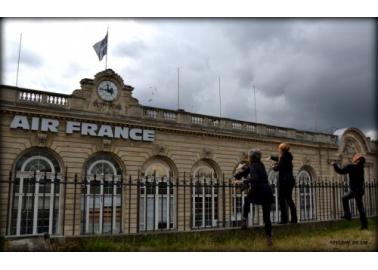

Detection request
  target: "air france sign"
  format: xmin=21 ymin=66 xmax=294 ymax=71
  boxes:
xmin=10 ymin=115 xmax=155 ymax=142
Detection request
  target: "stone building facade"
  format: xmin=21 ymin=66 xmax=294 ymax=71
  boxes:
xmin=1 ymin=69 xmax=377 ymax=236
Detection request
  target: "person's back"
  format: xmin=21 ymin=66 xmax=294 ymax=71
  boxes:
xmin=247 ymin=161 xmax=273 ymax=205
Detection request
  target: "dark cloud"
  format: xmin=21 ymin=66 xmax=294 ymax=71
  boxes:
xmin=2 ymin=18 xmax=376 ymax=139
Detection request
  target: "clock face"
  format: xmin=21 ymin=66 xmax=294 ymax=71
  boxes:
xmin=97 ymin=80 xmax=119 ymax=101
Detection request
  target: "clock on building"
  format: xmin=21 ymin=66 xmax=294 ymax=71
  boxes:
xmin=97 ymin=80 xmax=119 ymax=101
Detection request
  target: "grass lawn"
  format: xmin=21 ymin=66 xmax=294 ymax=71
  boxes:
xmin=48 ymin=217 xmax=377 ymax=252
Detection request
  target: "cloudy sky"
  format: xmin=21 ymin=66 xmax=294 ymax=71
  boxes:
xmin=2 ymin=18 xmax=376 ymax=140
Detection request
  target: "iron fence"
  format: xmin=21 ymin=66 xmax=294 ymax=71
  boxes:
xmin=0 ymin=170 xmax=377 ymax=237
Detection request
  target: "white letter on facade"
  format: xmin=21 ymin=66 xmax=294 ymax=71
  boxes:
xmin=114 ymin=126 xmax=129 ymax=139
xmin=31 ymin=117 xmax=40 ymax=131
xmin=41 ymin=118 xmax=59 ymax=132
xmin=81 ymin=123 xmax=98 ymax=136
xmin=143 ymin=130 xmax=155 ymax=141
xmin=10 ymin=115 xmax=30 ymax=130
xmin=98 ymin=125 xmax=114 ymax=138
xmin=129 ymin=128 xmax=143 ymax=141
xmin=66 ymin=121 xmax=81 ymax=134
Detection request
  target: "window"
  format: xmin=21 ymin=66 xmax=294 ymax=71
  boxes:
xmin=12 ymin=150 xmax=61 ymax=236
xmin=191 ymin=166 xmax=218 ymax=228
xmin=297 ymin=169 xmax=314 ymax=220
xmin=81 ymin=154 xmax=122 ymax=234
xmin=139 ymin=163 xmax=174 ymax=231
xmin=268 ymin=170 xmax=280 ymax=222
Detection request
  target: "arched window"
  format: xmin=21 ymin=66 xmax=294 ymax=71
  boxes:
xmin=11 ymin=150 xmax=62 ymax=236
xmin=140 ymin=162 xmax=174 ymax=231
xmin=297 ymin=169 xmax=314 ymax=220
xmin=191 ymin=163 xmax=218 ymax=228
xmin=81 ymin=153 xmax=122 ymax=234
xmin=268 ymin=170 xmax=280 ymax=223
xmin=230 ymin=162 xmax=252 ymax=226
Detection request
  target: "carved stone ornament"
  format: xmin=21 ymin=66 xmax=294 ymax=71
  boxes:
xmin=37 ymin=133 xmax=47 ymax=147
xmin=103 ymin=139 xmax=111 ymax=152
xmin=303 ymin=156 xmax=311 ymax=165
xmin=203 ymin=148 xmax=213 ymax=159
xmin=153 ymin=144 xmax=166 ymax=155
xmin=158 ymin=144 xmax=166 ymax=154
xmin=342 ymin=139 xmax=357 ymax=159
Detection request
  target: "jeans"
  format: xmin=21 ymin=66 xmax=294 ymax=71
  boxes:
xmin=278 ymin=184 xmax=297 ymax=223
xmin=342 ymin=188 xmax=368 ymax=228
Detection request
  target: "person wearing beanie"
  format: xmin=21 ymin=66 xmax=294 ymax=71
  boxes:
xmin=330 ymin=154 xmax=369 ymax=230
xmin=233 ymin=148 xmax=274 ymax=247
xmin=269 ymin=142 xmax=298 ymax=224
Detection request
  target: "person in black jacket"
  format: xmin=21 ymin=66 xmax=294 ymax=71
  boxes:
xmin=330 ymin=154 xmax=368 ymax=230
xmin=234 ymin=148 xmax=274 ymax=247
xmin=269 ymin=142 xmax=298 ymax=224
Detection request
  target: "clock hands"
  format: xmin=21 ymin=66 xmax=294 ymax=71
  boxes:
xmin=100 ymin=84 xmax=114 ymax=95
xmin=106 ymin=84 xmax=114 ymax=95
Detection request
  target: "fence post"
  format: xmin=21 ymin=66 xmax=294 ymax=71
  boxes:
xmin=229 ymin=178 xmax=233 ymax=227
xmin=62 ymin=166 xmax=68 ymax=236
xmin=29 ymin=171 xmax=37 ymax=235
xmin=92 ymin=174 xmax=96 ymax=234
xmin=101 ymin=174 xmax=105 ymax=234
xmin=128 ymin=175 xmax=131 ymax=234
xmin=332 ymin=182 xmax=336 ymax=220
xmin=52 ymin=172 xmax=59 ymax=235
xmin=184 ymin=172 xmax=187 ymax=231
xmin=73 ymin=173 xmax=77 ymax=235
xmin=136 ymin=171 xmax=140 ymax=233
xmin=82 ymin=170 xmax=88 ymax=234
xmin=175 ymin=175 xmax=179 ymax=231
xmin=6 ymin=171 xmax=12 ymax=236
xmin=190 ymin=174 xmax=193 ymax=229
xmin=111 ymin=174 xmax=115 ymax=234
xmin=368 ymin=181 xmax=372 ymax=216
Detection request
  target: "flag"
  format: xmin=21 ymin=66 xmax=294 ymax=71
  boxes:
xmin=93 ymin=33 xmax=108 ymax=61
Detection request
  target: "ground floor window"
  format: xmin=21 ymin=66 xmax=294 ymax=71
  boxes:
xmin=191 ymin=165 xmax=218 ymax=228
xmin=81 ymin=153 xmax=122 ymax=234
xmin=139 ymin=163 xmax=174 ymax=231
xmin=11 ymin=150 xmax=61 ymax=236
xmin=268 ymin=170 xmax=280 ymax=222
xmin=298 ymin=169 xmax=314 ymax=220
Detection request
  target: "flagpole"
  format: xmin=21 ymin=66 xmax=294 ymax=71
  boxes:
xmin=313 ymin=100 xmax=318 ymax=132
xmin=16 ymin=33 xmax=22 ymax=87
xmin=285 ymin=91 xmax=288 ymax=128
xmin=219 ymin=77 xmax=222 ymax=118
xmin=254 ymin=85 xmax=257 ymax=123
xmin=177 ymin=67 xmax=180 ymax=110
xmin=105 ymin=27 xmax=108 ymax=70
